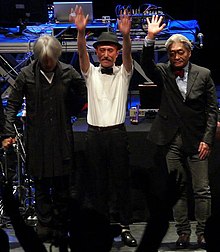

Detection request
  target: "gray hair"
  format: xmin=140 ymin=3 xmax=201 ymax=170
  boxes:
xmin=165 ymin=34 xmax=193 ymax=51
xmin=33 ymin=35 xmax=62 ymax=61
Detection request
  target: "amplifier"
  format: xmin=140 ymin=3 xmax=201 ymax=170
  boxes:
xmin=52 ymin=23 xmax=111 ymax=40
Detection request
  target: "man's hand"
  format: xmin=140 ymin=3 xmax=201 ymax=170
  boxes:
xmin=117 ymin=10 xmax=131 ymax=36
xmin=2 ymin=137 xmax=16 ymax=150
xmin=198 ymin=141 xmax=211 ymax=160
xmin=146 ymin=15 xmax=166 ymax=40
xmin=69 ymin=5 xmax=89 ymax=32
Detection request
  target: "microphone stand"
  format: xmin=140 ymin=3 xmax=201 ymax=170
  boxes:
xmin=13 ymin=123 xmax=26 ymax=163
xmin=13 ymin=123 xmax=26 ymax=207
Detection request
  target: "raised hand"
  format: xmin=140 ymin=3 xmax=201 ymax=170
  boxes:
xmin=146 ymin=15 xmax=166 ymax=39
xmin=69 ymin=5 xmax=89 ymax=31
xmin=117 ymin=10 xmax=131 ymax=36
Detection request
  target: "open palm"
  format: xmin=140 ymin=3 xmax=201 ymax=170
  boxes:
xmin=69 ymin=5 xmax=89 ymax=31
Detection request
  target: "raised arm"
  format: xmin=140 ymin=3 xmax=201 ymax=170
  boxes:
xmin=117 ymin=10 xmax=132 ymax=73
xmin=69 ymin=5 xmax=90 ymax=73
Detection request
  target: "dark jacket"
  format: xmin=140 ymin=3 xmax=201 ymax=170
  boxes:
xmin=3 ymin=60 xmax=86 ymax=178
xmin=141 ymin=45 xmax=218 ymax=153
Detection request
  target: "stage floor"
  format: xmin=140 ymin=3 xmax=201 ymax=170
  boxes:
xmin=4 ymin=221 xmax=206 ymax=251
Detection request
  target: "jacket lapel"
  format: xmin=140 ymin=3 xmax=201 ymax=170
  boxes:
xmin=186 ymin=64 xmax=199 ymax=97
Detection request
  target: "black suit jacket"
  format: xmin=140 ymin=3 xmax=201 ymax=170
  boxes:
xmin=141 ymin=45 xmax=218 ymax=153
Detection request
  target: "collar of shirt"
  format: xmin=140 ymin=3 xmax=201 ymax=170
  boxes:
xmin=40 ymin=70 xmax=54 ymax=84
xmin=175 ymin=66 xmax=189 ymax=100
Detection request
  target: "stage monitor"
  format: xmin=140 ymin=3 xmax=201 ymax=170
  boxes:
xmin=53 ymin=1 xmax=93 ymax=23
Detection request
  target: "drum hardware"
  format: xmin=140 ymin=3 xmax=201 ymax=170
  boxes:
xmin=5 ymin=123 xmax=27 ymax=217
xmin=0 ymin=94 xmax=37 ymax=227
xmin=16 ymin=96 xmax=26 ymax=124
xmin=12 ymin=120 xmax=36 ymax=225
xmin=0 ymin=158 xmax=8 ymax=227
xmin=13 ymin=97 xmax=27 ymax=206
xmin=16 ymin=97 xmax=37 ymax=224
xmin=13 ymin=123 xmax=26 ymax=164
xmin=16 ymin=108 xmax=26 ymax=118
xmin=0 ymin=150 xmax=14 ymax=227
xmin=0 ymin=111 xmax=36 ymax=226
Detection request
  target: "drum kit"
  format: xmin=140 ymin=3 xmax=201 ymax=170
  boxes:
xmin=0 ymin=96 xmax=36 ymax=227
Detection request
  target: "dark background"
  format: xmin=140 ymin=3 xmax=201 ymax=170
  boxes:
xmin=0 ymin=0 xmax=219 ymax=84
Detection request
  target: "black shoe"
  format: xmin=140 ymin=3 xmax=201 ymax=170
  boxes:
xmin=176 ymin=233 xmax=190 ymax=248
xmin=121 ymin=231 xmax=137 ymax=247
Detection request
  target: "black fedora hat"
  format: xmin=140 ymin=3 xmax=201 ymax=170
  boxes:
xmin=93 ymin=31 xmax=122 ymax=49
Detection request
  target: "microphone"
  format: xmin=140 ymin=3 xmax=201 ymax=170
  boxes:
xmin=197 ymin=33 xmax=204 ymax=48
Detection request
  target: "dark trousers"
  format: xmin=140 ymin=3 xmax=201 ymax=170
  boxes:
xmin=167 ymin=132 xmax=211 ymax=236
xmin=34 ymin=176 xmax=70 ymax=232
xmin=85 ymin=125 xmax=132 ymax=226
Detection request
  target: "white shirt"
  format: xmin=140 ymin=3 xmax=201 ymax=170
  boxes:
xmin=82 ymin=63 xmax=133 ymax=127
xmin=176 ymin=66 xmax=189 ymax=100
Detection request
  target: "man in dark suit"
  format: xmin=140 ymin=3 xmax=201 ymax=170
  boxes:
xmin=136 ymin=15 xmax=218 ymax=252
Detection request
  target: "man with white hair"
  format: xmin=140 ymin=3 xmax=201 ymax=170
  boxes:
xmin=136 ymin=15 xmax=218 ymax=252
xmin=2 ymin=34 xmax=86 ymax=248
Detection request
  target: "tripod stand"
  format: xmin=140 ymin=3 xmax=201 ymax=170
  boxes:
xmin=0 ymin=101 xmax=36 ymax=227
xmin=13 ymin=103 xmax=37 ymax=226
